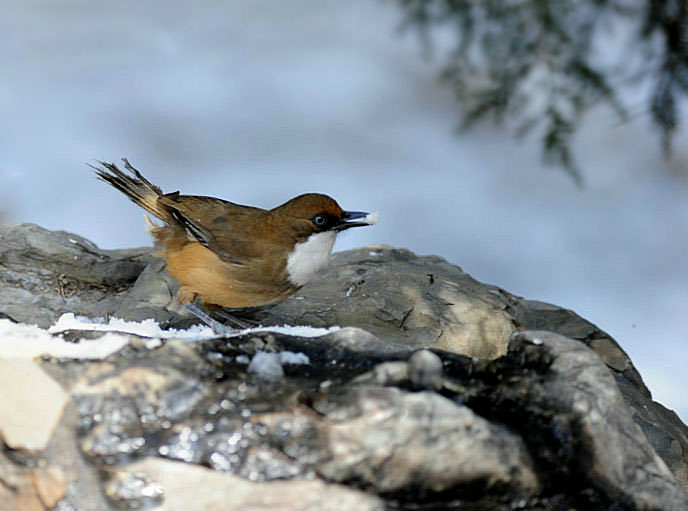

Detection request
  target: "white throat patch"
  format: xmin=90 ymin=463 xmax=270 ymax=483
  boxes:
xmin=286 ymin=231 xmax=336 ymax=287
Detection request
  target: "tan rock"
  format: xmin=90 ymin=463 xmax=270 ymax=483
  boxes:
xmin=0 ymin=464 xmax=66 ymax=511
xmin=72 ymin=366 xmax=171 ymax=399
xmin=589 ymin=337 xmax=629 ymax=371
xmin=0 ymin=359 xmax=68 ymax=451
xmin=122 ymin=458 xmax=384 ymax=511
xmin=433 ymin=283 xmax=514 ymax=358
xmin=33 ymin=467 xmax=67 ymax=508
xmin=314 ymin=387 xmax=540 ymax=494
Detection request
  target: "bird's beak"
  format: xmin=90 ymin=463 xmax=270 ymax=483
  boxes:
xmin=335 ymin=210 xmax=380 ymax=231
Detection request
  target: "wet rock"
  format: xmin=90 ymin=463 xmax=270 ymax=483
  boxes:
xmin=310 ymin=386 xmax=540 ymax=494
xmin=0 ymin=323 xmax=685 ymax=510
xmin=0 ymin=359 xmax=68 ymax=451
xmin=103 ymin=470 xmax=163 ymax=510
xmin=0 ymin=462 xmax=66 ymax=511
xmin=2 ymin=223 xmax=688 ymax=509
xmin=468 ymin=331 xmax=688 ymax=510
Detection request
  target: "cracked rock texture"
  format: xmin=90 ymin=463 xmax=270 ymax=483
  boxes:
xmin=1 ymin=223 xmax=687 ymax=510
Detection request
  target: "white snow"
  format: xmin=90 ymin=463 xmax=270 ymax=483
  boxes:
xmin=364 ymin=211 xmax=380 ymax=225
xmin=48 ymin=313 xmax=218 ymax=340
xmin=247 ymin=352 xmax=284 ymax=381
xmin=0 ymin=319 xmax=130 ymax=360
xmin=0 ymin=313 xmax=332 ymax=361
xmin=278 ymin=351 xmax=310 ymax=365
xmin=49 ymin=313 xmax=339 ymax=340
xmin=247 ymin=350 xmax=309 ymax=381
xmin=236 ymin=324 xmax=339 ymax=338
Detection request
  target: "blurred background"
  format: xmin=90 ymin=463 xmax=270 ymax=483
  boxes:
xmin=1 ymin=1 xmax=686 ymax=421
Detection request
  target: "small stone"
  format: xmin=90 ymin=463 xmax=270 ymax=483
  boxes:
xmin=589 ymin=338 xmax=629 ymax=372
xmin=407 ymin=350 xmax=443 ymax=390
xmin=372 ymin=362 xmax=408 ymax=385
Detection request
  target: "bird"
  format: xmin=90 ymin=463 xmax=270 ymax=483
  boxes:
xmin=93 ymin=159 xmax=378 ymax=331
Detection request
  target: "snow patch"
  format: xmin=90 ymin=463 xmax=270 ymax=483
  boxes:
xmin=0 ymin=319 xmax=129 ymax=360
xmin=235 ymin=324 xmax=339 ymax=338
xmin=0 ymin=314 xmax=336 ymax=361
xmin=248 ymin=352 xmax=284 ymax=381
xmin=49 ymin=313 xmax=218 ymax=340
xmin=50 ymin=313 xmax=339 ymax=340
xmin=278 ymin=351 xmax=310 ymax=365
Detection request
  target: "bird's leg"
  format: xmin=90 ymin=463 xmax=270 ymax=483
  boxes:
xmin=212 ymin=307 xmax=258 ymax=329
xmin=185 ymin=303 xmax=237 ymax=336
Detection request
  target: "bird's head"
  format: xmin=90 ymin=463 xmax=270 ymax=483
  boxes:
xmin=270 ymin=193 xmax=379 ymax=287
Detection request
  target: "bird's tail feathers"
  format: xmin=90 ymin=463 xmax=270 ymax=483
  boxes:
xmin=92 ymin=159 xmax=174 ymax=224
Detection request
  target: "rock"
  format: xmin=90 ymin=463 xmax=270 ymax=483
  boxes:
xmin=0 ymin=224 xmax=648 ymax=388
xmin=506 ymin=298 xmax=646 ymax=394
xmin=252 ymin=246 xmax=516 ymax=359
xmin=0 ymin=359 xmax=68 ymax=451
xmin=352 ymin=361 xmax=409 ymax=386
xmin=32 ymin=467 xmax=67 ymax=509
xmin=309 ymin=386 xmax=540 ymax=494
xmin=103 ymin=469 xmax=164 ymax=509
xmin=113 ymin=257 xmax=187 ymax=325
xmin=2 ymin=223 xmax=688 ymax=510
xmin=407 ymin=349 xmax=444 ymax=390
xmin=117 ymin=458 xmax=385 ymax=511
xmin=508 ymin=331 xmax=688 ymax=510
xmin=0 ymin=322 xmax=684 ymax=509
xmin=0 ymin=223 xmax=150 ymax=328
xmin=0 ymin=462 xmax=66 ymax=511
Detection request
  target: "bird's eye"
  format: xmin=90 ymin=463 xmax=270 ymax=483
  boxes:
xmin=312 ymin=214 xmax=328 ymax=227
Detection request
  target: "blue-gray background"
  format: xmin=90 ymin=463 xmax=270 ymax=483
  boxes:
xmin=2 ymin=1 xmax=686 ymax=421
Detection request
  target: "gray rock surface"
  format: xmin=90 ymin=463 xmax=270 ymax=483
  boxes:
xmin=1 ymin=222 xmax=687 ymax=510
xmin=0 ymin=223 xmax=150 ymax=327
xmin=510 ymin=331 xmax=687 ymax=510
xmin=308 ymin=386 xmax=540 ymax=494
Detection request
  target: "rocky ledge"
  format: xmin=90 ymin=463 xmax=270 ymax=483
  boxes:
xmin=0 ymin=223 xmax=686 ymax=511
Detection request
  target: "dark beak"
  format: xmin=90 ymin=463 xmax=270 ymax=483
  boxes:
xmin=335 ymin=210 xmax=374 ymax=231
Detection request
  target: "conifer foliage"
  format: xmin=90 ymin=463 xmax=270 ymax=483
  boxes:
xmin=394 ymin=0 xmax=688 ymax=182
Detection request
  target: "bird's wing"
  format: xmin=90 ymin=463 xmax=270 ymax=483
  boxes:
xmin=158 ymin=194 xmax=266 ymax=264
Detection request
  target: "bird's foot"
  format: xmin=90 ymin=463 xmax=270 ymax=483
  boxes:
xmin=212 ymin=307 xmax=258 ymax=329
xmin=185 ymin=303 xmax=238 ymax=336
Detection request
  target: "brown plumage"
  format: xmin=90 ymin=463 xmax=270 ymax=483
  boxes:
xmin=93 ymin=159 xmax=374 ymax=310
